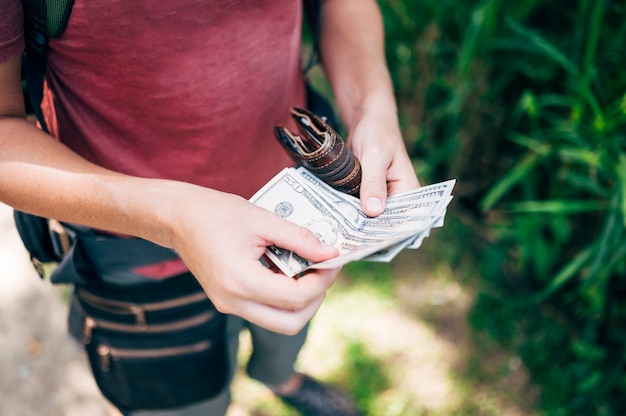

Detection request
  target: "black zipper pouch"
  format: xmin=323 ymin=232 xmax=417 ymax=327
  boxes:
xmin=68 ymin=275 xmax=228 ymax=412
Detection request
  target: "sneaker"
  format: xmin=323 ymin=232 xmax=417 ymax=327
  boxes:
xmin=275 ymin=374 xmax=361 ymax=416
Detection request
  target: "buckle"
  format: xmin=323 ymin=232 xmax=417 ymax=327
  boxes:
xmin=31 ymin=256 xmax=46 ymax=279
xmin=48 ymin=219 xmax=71 ymax=258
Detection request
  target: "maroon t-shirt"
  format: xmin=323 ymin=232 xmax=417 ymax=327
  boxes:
xmin=2 ymin=0 xmax=307 ymax=278
xmin=2 ymin=0 xmax=303 ymax=199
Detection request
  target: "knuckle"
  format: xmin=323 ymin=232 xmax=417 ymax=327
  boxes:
xmin=220 ymin=278 xmax=241 ymax=296
xmin=286 ymin=293 xmax=308 ymax=311
xmin=297 ymin=226 xmax=315 ymax=243
xmin=282 ymin=324 xmax=303 ymax=336
xmin=210 ymin=297 xmax=230 ymax=314
xmin=280 ymin=318 xmax=307 ymax=336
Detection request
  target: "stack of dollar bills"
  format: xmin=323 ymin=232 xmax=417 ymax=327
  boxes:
xmin=250 ymin=166 xmax=455 ymax=277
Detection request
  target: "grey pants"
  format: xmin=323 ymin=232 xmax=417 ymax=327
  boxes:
xmin=126 ymin=315 xmax=309 ymax=416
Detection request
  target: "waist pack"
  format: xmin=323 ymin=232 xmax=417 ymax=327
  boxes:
xmin=68 ymin=274 xmax=228 ymax=411
xmin=12 ymin=213 xmax=230 ymax=411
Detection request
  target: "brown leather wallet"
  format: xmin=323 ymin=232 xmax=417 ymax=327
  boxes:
xmin=273 ymin=107 xmax=362 ymax=197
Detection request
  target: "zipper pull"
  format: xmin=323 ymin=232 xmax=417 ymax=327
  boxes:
xmin=130 ymin=306 xmax=147 ymax=329
xmin=97 ymin=345 xmax=111 ymax=372
xmin=82 ymin=317 xmax=97 ymax=344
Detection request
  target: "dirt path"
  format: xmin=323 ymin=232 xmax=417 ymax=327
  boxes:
xmin=0 ymin=202 xmax=110 ymax=416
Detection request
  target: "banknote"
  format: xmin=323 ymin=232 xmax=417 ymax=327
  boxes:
xmin=250 ymin=167 xmax=455 ymax=277
xmin=296 ymin=166 xmax=454 ymax=251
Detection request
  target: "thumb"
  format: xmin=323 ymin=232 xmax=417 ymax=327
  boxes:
xmin=359 ymin=156 xmax=389 ymax=217
xmin=263 ymin=217 xmax=338 ymax=263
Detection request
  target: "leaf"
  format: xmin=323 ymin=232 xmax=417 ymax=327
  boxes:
xmin=617 ymin=153 xmax=626 ymax=227
xmin=577 ymin=371 xmax=603 ymax=393
xmin=504 ymin=199 xmax=607 ymax=214
xmin=583 ymin=211 xmax=619 ymax=288
xmin=533 ymin=245 xmax=594 ymax=302
xmin=557 ymin=147 xmax=603 ymax=169
xmin=504 ymin=18 xmax=580 ymax=78
xmin=572 ymin=339 xmax=606 ymax=362
xmin=457 ymin=0 xmax=500 ymax=78
xmin=506 ymin=131 xmax=550 ymax=155
xmin=480 ymin=153 xmax=541 ymax=212
xmin=561 ymin=171 xmax=608 ymax=198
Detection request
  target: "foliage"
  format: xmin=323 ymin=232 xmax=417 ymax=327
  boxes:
xmin=379 ymin=0 xmax=626 ymax=414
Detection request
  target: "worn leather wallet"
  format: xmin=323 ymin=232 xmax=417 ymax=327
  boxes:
xmin=273 ymin=107 xmax=362 ymax=197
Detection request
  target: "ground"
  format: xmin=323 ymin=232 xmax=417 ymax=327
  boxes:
xmin=0 ymin=201 xmax=537 ymax=415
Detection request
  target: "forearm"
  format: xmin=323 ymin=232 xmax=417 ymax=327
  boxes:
xmin=318 ymin=0 xmax=418 ymax=210
xmin=0 ymin=116 xmax=188 ymax=248
xmin=320 ymin=0 xmax=397 ymax=131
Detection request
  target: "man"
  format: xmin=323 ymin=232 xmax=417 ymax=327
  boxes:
xmin=0 ymin=0 xmax=419 ymax=414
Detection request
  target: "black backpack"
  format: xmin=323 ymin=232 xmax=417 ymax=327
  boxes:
xmin=22 ymin=0 xmax=74 ymax=132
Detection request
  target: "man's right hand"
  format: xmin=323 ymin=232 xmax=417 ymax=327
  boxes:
xmin=158 ymin=185 xmax=342 ymax=334
xmin=0 ymin=55 xmax=340 ymax=335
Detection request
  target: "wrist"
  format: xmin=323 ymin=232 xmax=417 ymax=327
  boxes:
xmin=347 ymin=91 xmax=401 ymax=135
xmin=99 ymin=176 xmax=196 ymax=249
xmin=339 ymin=83 xmax=399 ymax=132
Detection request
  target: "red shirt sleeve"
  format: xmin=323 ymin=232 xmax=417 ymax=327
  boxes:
xmin=0 ymin=0 xmax=25 ymax=63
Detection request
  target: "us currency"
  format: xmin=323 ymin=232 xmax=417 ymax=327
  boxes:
xmin=297 ymin=166 xmax=454 ymax=252
xmin=296 ymin=167 xmax=453 ymax=234
xmin=250 ymin=167 xmax=455 ymax=277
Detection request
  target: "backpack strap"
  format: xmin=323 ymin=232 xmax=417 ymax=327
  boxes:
xmin=22 ymin=0 xmax=74 ymax=132
xmin=301 ymin=0 xmax=338 ymax=128
xmin=45 ymin=0 xmax=75 ymax=37
xmin=302 ymin=0 xmax=322 ymax=74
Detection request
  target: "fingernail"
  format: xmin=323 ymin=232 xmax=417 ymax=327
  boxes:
xmin=365 ymin=197 xmax=383 ymax=214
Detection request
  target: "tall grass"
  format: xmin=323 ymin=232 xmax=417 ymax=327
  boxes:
xmin=380 ymin=0 xmax=626 ymax=414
